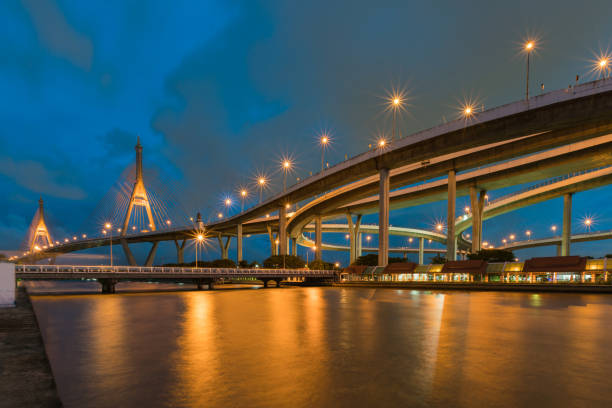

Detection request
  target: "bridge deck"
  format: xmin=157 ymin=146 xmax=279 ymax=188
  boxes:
xmin=15 ymin=265 xmax=336 ymax=279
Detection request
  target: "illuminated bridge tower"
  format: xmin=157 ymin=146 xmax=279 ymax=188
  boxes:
xmin=121 ymin=137 xmax=156 ymax=236
xmin=119 ymin=137 xmax=159 ymax=267
xmin=27 ymin=197 xmax=53 ymax=252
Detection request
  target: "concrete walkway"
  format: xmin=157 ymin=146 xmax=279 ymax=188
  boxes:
xmin=0 ymin=286 xmax=61 ymax=407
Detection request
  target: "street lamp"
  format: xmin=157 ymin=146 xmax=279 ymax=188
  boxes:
xmin=551 ymin=225 xmax=557 ymax=234
xmin=319 ymin=133 xmax=330 ymax=172
xmin=195 ymin=234 xmax=204 ymax=268
xmin=524 ymin=40 xmax=536 ymax=99
xmin=257 ymin=175 xmax=267 ymax=203
xmin=526 ymin=230 xmax=531 ymax=240
xmin=104 ymin=222 xmax=113 ymax=267
xmin=240 ymin=188 xmax=248 ymax=212
xmin=509 ymin=234 xmax=515 ymax=241
xmin=281 ymin=158 xmax=292 ymax=191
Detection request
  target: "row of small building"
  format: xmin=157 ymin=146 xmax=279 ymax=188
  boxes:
xmin=340 ymin=256 xmax=611 ymax=284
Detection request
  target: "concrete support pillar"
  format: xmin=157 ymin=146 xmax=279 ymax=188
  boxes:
xmin=447 ymin=169 xmax=457 ymax=261
xmin=237 ymin=224 xmax=243 ymax=263
xmin=120 ymin=238 xmax=137 ymax=266
xmin=469 ymin=186 xmax=486 ymax=253
xmin=291 ymin=237 xmax=297 ymax=257
xmin=556 ymin=244 xmax=562 ymax=256
xmin=378 ymin=168 xmax=390 ymax=267
xmin=347 ymin=213 xmax=362 ymax=265
xmin=562 ymin=193 xmax=572 ymax=256
xmin=99 ymin=278 xmax=117 ymax=294
xmin=266 ymin=225 xmax=276 ymax=256
xmin=144 ymin=241 xmax=159 ymax=267
xmin=357 ymin=232 xmax=362 ymax=257
xmin=418 ymin=237 xmax=424 ymax=265
xmin=278 ymin=206 xmax=287 ymax=256
xmin=315 ymin=215 xmax=322 ymax=261
xmin=217 ymin=235 xmax=231 ymax=259
xmin=174 ymin=239 xmax=186 ymax=264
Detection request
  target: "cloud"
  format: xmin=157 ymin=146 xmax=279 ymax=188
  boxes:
xmin=20 ymin=0 xmax=93 ymax=70
xmin=0 ymin=156 xmax=86 ymax=200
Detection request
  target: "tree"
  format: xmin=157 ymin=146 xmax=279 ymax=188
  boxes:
xmin=430 ymin=255 xmax=447 ymax=264
xmin=238 ymin=260 xmax=249 ymax=268
xmin=263 ymin=255 xmax=306 ymax=269
xmin=308 ymin=259 xmax=336 ymax=270
xmin=467 ymin=249 xmax=515 ymax=262
xmin=353 ymin=254 xmax=378 ymax=266
xmin=210 ymin=259 xmax=237 ymax=268
xmin=352 ymin=254 xmax=406 ymax=266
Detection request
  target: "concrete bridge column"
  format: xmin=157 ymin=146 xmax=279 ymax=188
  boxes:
xmin=144 ymin=242 xmax=159 ymax=267
xmin=217 ymin=235 xmax=231 ymax=260
xmin=237 ymin=224 xmax=243 ymax=263
xmin=291 ymin=237 xmax=297 ymax=257
xmin=174 ymin=239 xmax=187 ymax=264
xmin=347 ymin=213 xmax=362 ymax=265
xmin=378 ymin=167 xmax=390 ymax=267
xmin=562 ymin=193 xmax=572 ymax=256
xmin=279 ymin=206 xmax=287 ymax=255
xmin=356 ymin=232 xmax=362 ymax=258
xmin=469 ymin=186 xmax=486 ymax=253
xmin=315 ymin=215 xmax=322 ymax=260
xmin=266 ymin=225 xmax=274 ymax=256
xmin=447 ymin=169 xmax=457 ymax=261
xmin=418 ymin=237 xmax=424 ymax=265
xmin=99 ymin=278 xmax=117 ymax=294
xmin=120 ymin=239 xmax=137 ymax=266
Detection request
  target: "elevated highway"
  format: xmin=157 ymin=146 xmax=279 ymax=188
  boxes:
xmin=15 ymin=79 xmax=612 ymax=266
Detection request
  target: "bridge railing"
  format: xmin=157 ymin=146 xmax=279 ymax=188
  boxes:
xmin=15 ymin=265 xmax=336 ymax=277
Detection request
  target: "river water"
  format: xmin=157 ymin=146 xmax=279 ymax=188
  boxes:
xmin=29 ymin=284 xmax=612 ymax=407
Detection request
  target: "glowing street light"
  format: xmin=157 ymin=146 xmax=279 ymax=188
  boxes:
xmin=218 ymin=212 xmax=223 ymax=219
xmin=319 ymin=133 xmax=330 ymax=172
xmin=256 ymin=175 xmax=267 ymax=203
xmin=525 ymin=230 xmax=531 ymax=240
xmin=240 ymin=188 xmax=248 ymax=211
xmin=589 ymin=51 xmax=611 ymax=79
xmin=584 ymin=218 xmax=593 ymax=229
xmin=524 ymin=40 xmax=536 ymax=99
xmin=281 ymin=158 xmax=293 ymax=191
xmin=502 ymin=238 xmax=507 ymax=244
xmin=377 ymin=137 xmax=387 ymax=149
xmin=195 ymin=233 xmax=205 ymax=268
xmin=436 ymin=223 xmax=444 ymax=231
xmin=551 ymin=225 xmax=557 ymax=234
xmin=509 ymin=234 xmax=516 ymax=241
xmin=104 ymin=222 xmax=113 ymax=267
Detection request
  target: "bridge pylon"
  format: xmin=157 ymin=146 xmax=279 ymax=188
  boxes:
xmin=27 ymin=197 xmax=53 ymax=252
xmin=121 ymin=137 xmax=156 ymax=236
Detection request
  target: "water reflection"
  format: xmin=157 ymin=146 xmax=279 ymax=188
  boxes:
xmin=31 ymin=288 xmax=612 ymax=408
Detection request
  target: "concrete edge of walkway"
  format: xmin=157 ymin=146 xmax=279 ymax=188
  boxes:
xmin=0 ymin=285 xmax=62 ymax=407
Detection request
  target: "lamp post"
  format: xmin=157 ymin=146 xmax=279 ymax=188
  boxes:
xmin=240 ymin=189 xmax=247 ymax=212
xmin=524 ymin=41 xmax=535 ymax=100
xmin=104 ymin=222 xmax=113 ymax=267
xmin=281 ymin=159 xmax=292 ymax=191
xmin=257 ymin=176 xmax=267 ymax=203
xmin=195 ymin=234 xmax=204 ymax=268
xmin=320 ymin=134 xmax=329 ymax=172
xmin=224 ymin=197 xmax=232 ymax=217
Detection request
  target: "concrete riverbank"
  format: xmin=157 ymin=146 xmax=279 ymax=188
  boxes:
xmin=333 ymin=281 xmax=612 ymax=293
xmin=0 ymin=285 xmax=61 ymax=407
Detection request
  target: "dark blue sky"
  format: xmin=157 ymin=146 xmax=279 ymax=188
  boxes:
xmin=1 ymin=0 xmax=611 ymax=264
